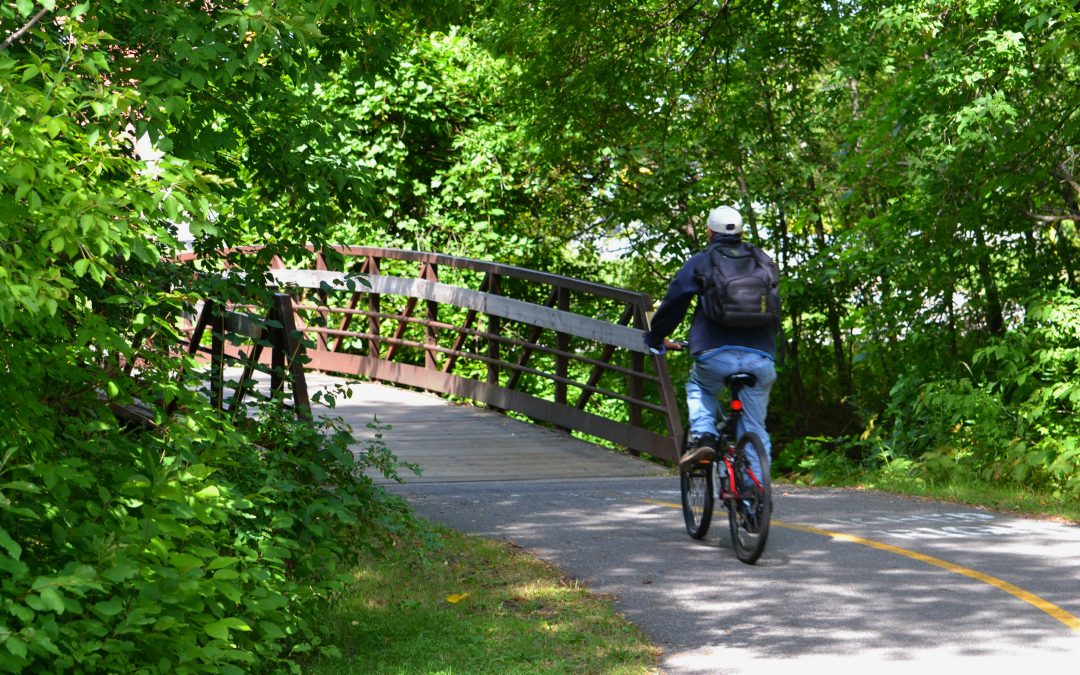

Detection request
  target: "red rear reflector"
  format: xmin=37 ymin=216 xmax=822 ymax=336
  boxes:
xmin=731 ymin=400 xmax=743 ymax=411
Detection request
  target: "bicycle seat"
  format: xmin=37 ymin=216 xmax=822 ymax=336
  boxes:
xmin=725 ymin=373 xmax=757 ymax=389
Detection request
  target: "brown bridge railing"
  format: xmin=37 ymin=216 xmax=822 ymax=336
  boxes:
xmin=182 ymin=246 xmax=683 ymax=463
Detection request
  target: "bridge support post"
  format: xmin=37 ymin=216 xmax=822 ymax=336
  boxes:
xmin=486 ymin=274 xmax=503 ymax=412
xmin=555 ymin=287 xmax=571 ymax=431
xmin=180 ymin=294 xmax=312 ymax=425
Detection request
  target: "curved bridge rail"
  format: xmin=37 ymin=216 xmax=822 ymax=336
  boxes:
xmin=184 ymin=247 xmax=683 ymax=462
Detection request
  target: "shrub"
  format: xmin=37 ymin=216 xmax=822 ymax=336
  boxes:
xmin=772 ymin=436 xmax=864 ymax=485
xmin=868 ymin=287 xmax=1080 ymax=498
xmin=0 ymin=383 xmax=416 ymax=673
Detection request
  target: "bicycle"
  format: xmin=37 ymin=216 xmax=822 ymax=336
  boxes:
xmin=666 ymin=340 xmax=772 ymax=564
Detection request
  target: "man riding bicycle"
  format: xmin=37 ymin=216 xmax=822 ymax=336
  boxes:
xmin=643 ymin=205 xmax=781 ymax=473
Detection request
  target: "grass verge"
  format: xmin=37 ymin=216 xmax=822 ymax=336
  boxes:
xmin=858 ymin=475 xmax=1080 ymax=523
xmin=778 ymin=462 xmax=1080 ymax=523
xmin=306 ymin=522 xmax=660 ymax=674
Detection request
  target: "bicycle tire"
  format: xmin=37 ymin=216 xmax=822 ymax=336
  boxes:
xmin=679 ymin=429 xmax=714 ymax=539
xmin=726 ymin=432 xmax=771 ymax=564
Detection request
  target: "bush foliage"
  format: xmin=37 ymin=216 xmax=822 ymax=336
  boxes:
xmin=0 ymin=377 xmax=415 ymax=672
xmin=873 ymin=289 xmax=1080 ymax=497
xmin=0 ymin=2 xmax=428 ymax=670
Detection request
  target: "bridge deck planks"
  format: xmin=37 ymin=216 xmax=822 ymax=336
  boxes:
xmin=303 ymin=374 xmax=670 ymax=483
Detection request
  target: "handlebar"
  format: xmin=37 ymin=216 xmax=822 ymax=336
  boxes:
xmin=647 ymin=338 xmax=688 ymax=355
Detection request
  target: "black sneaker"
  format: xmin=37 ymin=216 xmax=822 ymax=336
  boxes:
xmin=678 ymin=433 xmax=717 ymax=471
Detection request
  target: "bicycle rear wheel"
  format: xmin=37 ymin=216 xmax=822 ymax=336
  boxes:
xmin=679 ymin=430 xmax=714 ymax=539
xmin=726 ymin=432 xmax=771 ymax=564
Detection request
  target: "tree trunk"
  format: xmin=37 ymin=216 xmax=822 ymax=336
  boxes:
xmin=736 ymin=165 xmax=757 ymax=240
xmin=786 ymin=318 xmax=809 ymax=434
xmin=972 ymin=224 xmax=1005 ymax=334
xmin=945 ymin=285 xmax=958 ymax=361
xmin=1055 ymin=162 xmax=1079 ymax=288
xmin=774 ymin=198 xmax=809 ymax=433
xmin=810 ymin=179 xmax=851 ymax=395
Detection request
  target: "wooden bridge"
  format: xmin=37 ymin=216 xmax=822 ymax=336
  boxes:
xmin=178 ymin=246 xmax=684 ymax=466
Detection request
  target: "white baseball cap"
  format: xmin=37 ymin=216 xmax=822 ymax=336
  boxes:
xmin=706 ymin=205 xmax=743 ymax=235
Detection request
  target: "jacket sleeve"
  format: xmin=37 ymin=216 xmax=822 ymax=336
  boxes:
xmin=643 ymin=257 xmax=700 ymax=348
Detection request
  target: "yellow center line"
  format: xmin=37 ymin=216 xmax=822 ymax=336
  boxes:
xmin=643 ymin=499 xmax=1080 ymax=633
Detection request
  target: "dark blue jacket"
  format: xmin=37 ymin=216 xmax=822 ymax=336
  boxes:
xmin=643 ymin=234 xmax=779 ymax=358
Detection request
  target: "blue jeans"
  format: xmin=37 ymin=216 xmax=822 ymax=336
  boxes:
xmin=686 ymin=347 xmax=776 ymax=477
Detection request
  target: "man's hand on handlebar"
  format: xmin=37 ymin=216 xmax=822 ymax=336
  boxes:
xmin=646 ymin=338 xmax=688 ymax=355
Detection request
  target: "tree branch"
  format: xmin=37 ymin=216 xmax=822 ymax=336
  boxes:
xmin=1057 ymin=162 xmax=1080 ymax=197
xmin=0 ymin=7 xmax=50 ymax=51
xmin=1025 ymin=211 xmax=1080 ymax=224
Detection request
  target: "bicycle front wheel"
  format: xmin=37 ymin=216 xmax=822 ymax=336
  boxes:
xmin=726 ymin=432 xmax=771 ymax=564
xmin=681 ymin=465 xmax=713 ymax=539
xmin=679 ymin=429 xmax=714 ymax=539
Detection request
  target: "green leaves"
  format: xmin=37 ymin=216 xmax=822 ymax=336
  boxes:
xmin=0 ymin=1 xmax=429 ymax=671
xmin=0 ymin=393 xmax=414 ymax=671
xmin=92 ymin=597 xmax=126 ymax=618
xmin=27 ymin=586 xmax=66 ymax=615
xmin=204 ymin=617 xmax=253 ymax=641
xmin=872 ymin=287 xmax=1080 ymax=495
xmin=0 ymin=526 xmax=21 ymax=559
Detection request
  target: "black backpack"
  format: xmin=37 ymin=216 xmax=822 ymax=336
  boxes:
xmin=693 ymin=242 xmax=780 ymax=328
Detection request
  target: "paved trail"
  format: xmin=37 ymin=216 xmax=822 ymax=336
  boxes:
xmin=317 ymin=375 xmax=1080 ymax=673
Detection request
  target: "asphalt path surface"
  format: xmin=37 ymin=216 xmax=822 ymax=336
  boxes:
xmin=388 ymin=477 xmax=1080 ymax=673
